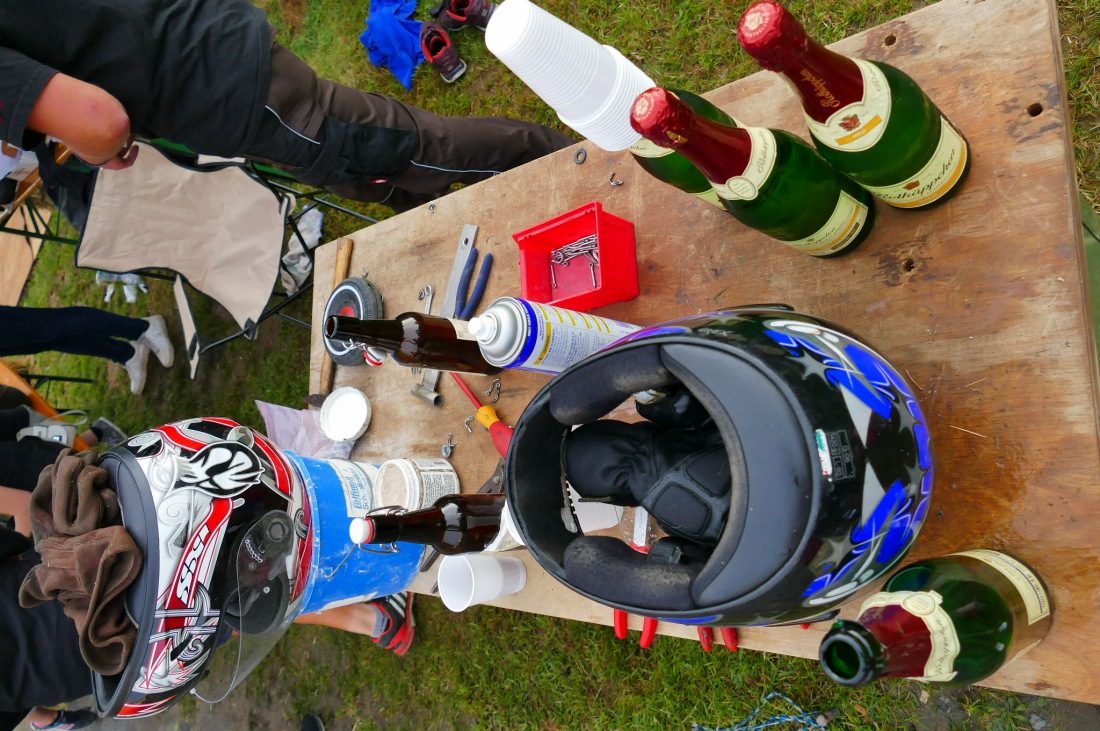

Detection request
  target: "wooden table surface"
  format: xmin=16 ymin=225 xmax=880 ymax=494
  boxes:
xmin=307 ymin=0 xmax=1099 ymax=704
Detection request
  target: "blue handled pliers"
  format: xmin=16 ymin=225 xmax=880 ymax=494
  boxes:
xmin=455 ymin=248 xmax=493 ymax=320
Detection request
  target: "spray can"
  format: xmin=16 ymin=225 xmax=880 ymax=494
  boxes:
xmin=466 ymin=297 xmax=642 ymax=374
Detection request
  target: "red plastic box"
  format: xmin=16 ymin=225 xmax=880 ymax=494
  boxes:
xmin=512 ymin=201 xmax=639 ymax=312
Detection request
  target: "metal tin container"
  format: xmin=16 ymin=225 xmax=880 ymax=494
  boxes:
xmin=467 ymin=296 xmax=642 ymax=374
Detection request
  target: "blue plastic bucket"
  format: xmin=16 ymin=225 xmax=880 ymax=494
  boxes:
xmin=287 ymin=453 xmax=423 ymax=615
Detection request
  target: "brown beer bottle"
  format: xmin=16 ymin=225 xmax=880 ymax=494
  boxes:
xmin=349 ymin=494 xmax=506 ymax=555
xmin=324 ymin=312 xmax=501 ymax=375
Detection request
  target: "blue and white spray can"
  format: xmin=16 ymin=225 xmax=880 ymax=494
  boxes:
xmin=466 ymin=297 xmax=642 ymax=375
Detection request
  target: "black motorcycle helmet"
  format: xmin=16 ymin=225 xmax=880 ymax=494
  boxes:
xmin=505 ymin=306 xmax=933 ymax=627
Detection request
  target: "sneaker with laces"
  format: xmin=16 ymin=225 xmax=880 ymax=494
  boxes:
xmin=31 ymin=707 xmax=98 ymax=730
xmin=123 ymin=341 xmax=149 ymax=395
xmin=370 ymin=591 xmax=416 ymax=656
xmin=139 ymin=314 xmax=174 ymax=368
xmin=440 ymin=0 xmax=497 ymax=31
xmin=420 ymin=21 xmax=467 ymax=83
xmin=92 ymin=416 xmax=129 ymax=446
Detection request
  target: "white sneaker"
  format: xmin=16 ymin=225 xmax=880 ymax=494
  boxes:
xmin=140 ymin=315 xmax=175 ymax=368
xmin=123 ymin=341 xmax=150 ymax=395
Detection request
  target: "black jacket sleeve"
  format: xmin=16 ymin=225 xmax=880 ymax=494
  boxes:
xmin=0 ymin=46 xmax=57 ymax=149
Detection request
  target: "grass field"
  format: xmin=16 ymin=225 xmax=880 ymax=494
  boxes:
xmin=12 ymin=0 xmax=1100 ymax=729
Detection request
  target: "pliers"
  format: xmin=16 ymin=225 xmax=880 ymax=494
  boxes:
xmin=455 ymin=247 xmax=493 ymax=320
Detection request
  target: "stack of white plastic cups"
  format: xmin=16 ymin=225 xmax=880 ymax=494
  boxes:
xmin=485 ymin=0 xmax=654 ymax=152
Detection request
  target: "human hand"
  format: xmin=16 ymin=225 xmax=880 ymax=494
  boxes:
xmin=95 ymin=135 xmax=139 ymax=170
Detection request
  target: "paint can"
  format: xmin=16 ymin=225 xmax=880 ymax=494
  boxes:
xmin=374 ymin=457 xmax=460 ymax=511
xmin=466 ymin=296 xmax=642 ymax=374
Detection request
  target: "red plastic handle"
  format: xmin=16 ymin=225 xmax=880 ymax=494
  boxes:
xmin=489 ymin=420 xmax=514 ymax=458
xmin=719 ymin=627 xmax=739 ymax=652
xmin=697 ymin=627 xmax=714 ymax=652
xmin=613 ymin=609 xmax=629 ymax=640
xmin=640 ymin=617 xmax=658 ymax=648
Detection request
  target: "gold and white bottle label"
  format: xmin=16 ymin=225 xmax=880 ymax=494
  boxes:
xmin=804 ymin=59 xmax=892 ymax=152
xmin=860 ymin=590 xmax=961 ymax=682
xmin=783 ymin=190 xmax=869 ymax=256
xmin=862 ymin=118 xmax=969 ymax=208
xmin=711 ymin=127 xmax=777 ymax=202
xmin=630 ymin=137 xmax=677 ymax=159
xmin=953 ymin=550 xmax=1051 ymax=625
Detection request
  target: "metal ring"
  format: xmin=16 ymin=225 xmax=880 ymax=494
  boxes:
xmin=610 ymin=172 xmax=624 ymax=186
xmin=574 ymin=148 xmax=587 ymax=164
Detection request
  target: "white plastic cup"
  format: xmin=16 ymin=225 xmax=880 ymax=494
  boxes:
xmin=437 ymin=554 xmax=528 ymax=611
xmin=374 ymin=457 xmax=459 ymax=511
xmin=483 ymin=500 xmax=526 ymax=551
xmin=567 ymin=486 xmax=625 ymax=532
xmin=486 ymin=0 xmax=653 ymax=150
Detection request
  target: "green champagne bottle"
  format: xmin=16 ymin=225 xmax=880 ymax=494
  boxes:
xmin=628 ymin=89 xmax=739 ymax=209
xmin=737 ymin=0 xmax=970 ymax=209
xmin=630 ymin=86 xmax=875 ymax=257
xmin=819 ymin=550 xmax=1052 ymax=686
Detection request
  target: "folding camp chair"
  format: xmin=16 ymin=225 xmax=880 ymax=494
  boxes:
xmin=73 ymin=142 xmax=373 ymax=379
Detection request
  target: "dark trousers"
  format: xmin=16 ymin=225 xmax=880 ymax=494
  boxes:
xmin=240 ymin=43 xmax=575 ymax=213
xmin=0 ymin=306 xmax=146 ymax=364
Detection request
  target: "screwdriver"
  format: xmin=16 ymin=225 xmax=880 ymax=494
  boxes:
xmin=450 ymin=372 xmax=514 ymax=458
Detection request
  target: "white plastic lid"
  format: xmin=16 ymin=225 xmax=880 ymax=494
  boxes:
xmin=466 ymin=313 xmax=499 ymax=342
xmin=320 ymin=386 xmax=372 ymax=442
xmin=349 ymin=517 xmax=373 ymax=544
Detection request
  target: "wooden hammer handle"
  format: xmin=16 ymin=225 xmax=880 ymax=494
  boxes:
xmin=319 ymin=237 xmax=355 ymax=395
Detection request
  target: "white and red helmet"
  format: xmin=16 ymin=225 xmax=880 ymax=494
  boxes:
xmin=92 ymin=418 xmax=314 ymax=719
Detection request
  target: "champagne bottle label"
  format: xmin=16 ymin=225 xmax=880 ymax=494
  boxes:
xmin=861 ymin=118 xmax=969 ymax=208
xmin=953 ymin=550 xmax=1052 ymax=624
xmin=783 ymin=190 xmax=870 ymax=256
xmin=711 ymin=127 xmax=777 ymax=201
xmin=629 ymin=137 xmax=677 ymax=159
xmin=860 ymin=590 xmax=961 ymax=682
xmin=803 ymin=59 xmax=892 ymax=152
xmin=451 ymin=318 xmax=479 ymax=342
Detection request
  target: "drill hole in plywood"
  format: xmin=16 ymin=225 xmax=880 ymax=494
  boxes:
xmin=902 ymin=258 xmax=916 ymax=272
xmin=1027 ymin=103 xmax=1044 ymax=117
xmin=883 ymin=34 xmax=897 ymax=47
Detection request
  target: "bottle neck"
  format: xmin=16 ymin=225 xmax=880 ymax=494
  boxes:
xmin=820 ymin=612 xmax=935 ymax=686
xmin=631 ymin=89 xmax=754 ymax=186
xmin=360 ymin=508 xmax=446 ymax=546
xmin=776 ymin=38 xmax=865 ymax=123
xmin=325 ymin=315 xmax=404 ymax=350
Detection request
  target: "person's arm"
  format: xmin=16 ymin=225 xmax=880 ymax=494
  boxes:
xmin=27 ymin=72 xmax=137 ymax=170
xmin=0 ymin=485 xmax=32 ymax=537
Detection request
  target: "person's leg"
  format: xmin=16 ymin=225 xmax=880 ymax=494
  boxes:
xmin=241 ymin=43 xmax=574 ymax=213
xmin=293 ymin=592 xmax=416 ymax=655
xmin=0 ymin=385 xmax=32 ymax=410
xmin=0 ymin=306 xmax=144 ymax=364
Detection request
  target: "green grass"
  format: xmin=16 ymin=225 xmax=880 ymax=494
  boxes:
xmin=13 ymin=0 xmax=1100 ymax=729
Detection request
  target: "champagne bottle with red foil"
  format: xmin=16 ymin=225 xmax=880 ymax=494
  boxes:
xmin=630 ymin=86 xmax=875 ymax=257
xmin=819 ymin=550 xmax=1052 ymax=686
xmin=349 ymin=494 xmax=505 ymax=555
xmin=629 ymin=89 xmax=740 ymax=208
xmin=325 ymin=312 xmax=501 ymax=375
xmin=737 ymin=0 xmax=970 ymax=209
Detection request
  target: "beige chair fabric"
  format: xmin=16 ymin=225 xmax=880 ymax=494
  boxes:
xmin=76 ymin=142 xmax=293 ymax=329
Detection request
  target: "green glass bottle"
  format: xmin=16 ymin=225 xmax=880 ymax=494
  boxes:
xmin=819 ymin=550 xmax=1052 ymax=686
xmin=737 ymin=1 xmax=970 ymax=210
xmin=630 ymin=86 xmax=875 ymax=257
xmin=628 ymin=89 xmax=739 ymax=209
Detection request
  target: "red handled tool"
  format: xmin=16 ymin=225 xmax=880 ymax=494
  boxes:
xmin=450 ymin=372 xmax=513 ymax=458
xmin=719 ymin=627 xmax=739 ymax=652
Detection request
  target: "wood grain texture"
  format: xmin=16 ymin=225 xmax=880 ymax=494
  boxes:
xmin=309 ymin=0 xmax=1098 ymax=702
